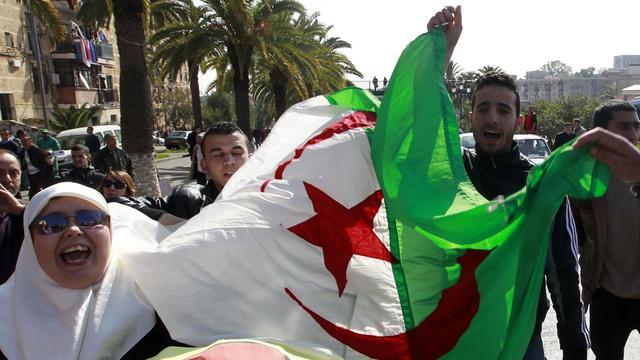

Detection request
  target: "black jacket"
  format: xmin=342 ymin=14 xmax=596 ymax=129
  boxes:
xmin=107 ymin=196 xmax=167 ymax=221
xmin=157 ymin=182 xmax=219 ymax=219
xmin=553 ymin=131 xmax=577 ymax=150
xmin=94 ymin=147 xmax=134 ymax=178
xmin=463 ymin=143 xmax=588 ymax=357
xmin=0 ymin=212 xmax=23 ymax=285
xmin=22 ymin=145 xmax=47 ymax=172
xmin=84 ymin=134 xmax=101 ymax=154
xmin=57 ymin=167 xmax=105 ymax=190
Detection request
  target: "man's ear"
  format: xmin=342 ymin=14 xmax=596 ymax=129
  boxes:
xmin=199 ymin=158 xmax=208 ymax=173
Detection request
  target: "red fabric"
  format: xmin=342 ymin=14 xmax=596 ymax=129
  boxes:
xmin=288 ymin=182 xmax=397 ymax=296
xmin=286 ymin=249 xmax=491 ymax=359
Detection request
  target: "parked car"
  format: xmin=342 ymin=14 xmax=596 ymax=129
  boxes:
xmin=459 ymin=132 xmax=551 ymax=165
xmin=164 ymin=130 xmax=191 ymax=150
xmin=54 ymin=125 xmax=122 ymax=170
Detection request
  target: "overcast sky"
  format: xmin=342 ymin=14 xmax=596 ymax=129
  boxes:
xmin=199 ymin=1 xmax=639 ymax=93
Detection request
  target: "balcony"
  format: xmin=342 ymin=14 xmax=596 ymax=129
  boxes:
xmin=98 ymin=89 xmax=118 ymax=104
xmin=95 ymin=42 xmax=113 ymax=60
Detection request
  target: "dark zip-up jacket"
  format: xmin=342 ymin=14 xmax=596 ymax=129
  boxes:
xmin=57 ymin=167 xmax=105 ymax=190
xmin=463 ymin=142 xmax=589 ymax=357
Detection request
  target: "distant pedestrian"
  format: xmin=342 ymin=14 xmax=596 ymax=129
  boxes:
xmin=573 ymin=118 xmax=586 ymax=136
xmin=525 ymin=108 xmax=538 ymax=134
xmin=84 ymin=126 xmax=101 ymax=160
xmin=372 ymin=76 xmax=379 ymax=91
xmin=0 ymin=129 xmax=20 ymax=157
xmin=553 ymin=122 xmax=577 ymax=150
xmin=192 ymin=133 xmax=207 ymax=186
xmin=21 ymin=136 xmax=47 ymax=198
xmin=187 ymin=126 xmax=202 ymax=159
xmin=35 ymin=128 xmax=59 ymax=187
xmin=252 ymin=128 xmax=262 ymax=147
xmin=94 ymin=134 xmax=134 ymax=178
xmin=383 ymin=77 xmax=388 ymax=89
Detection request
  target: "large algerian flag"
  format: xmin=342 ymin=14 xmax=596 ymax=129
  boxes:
xmin=114 ymin=30 xmax=608 ymax=359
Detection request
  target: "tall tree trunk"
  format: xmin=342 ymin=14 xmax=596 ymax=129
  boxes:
xmin=189 ymin=62 xmax=202 ymax=128
xmin=270 ymin=69 xmax=288 ymax=118
xmin=113 ymin=0 xmax=160 ymax=197
xmin=229 ymin=45 xmax=252 ymax=136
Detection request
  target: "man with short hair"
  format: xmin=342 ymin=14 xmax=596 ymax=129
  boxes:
xmin=571 ymin=100 xmax=640 ymax=359
xmin=553 ymin=123 xmax=577 ymax=150
xmin=429 ymin=7 xmax=588 ymax=359
xmin=0 ymin=128 xmax=20 ymax=156
xmin=162 ymin=122 xmax=251 ymax=218
xmin=573 ymin=118 xmax=586 ymax=136
xmin=94 ymin=133 xmax=134 ymax=178
xmin=84 ymin=126 xmax=101 ymax=159
xmin=35 ymin=128 xmax=59 ymax=187
xmin=0 ymin=149 xmax=26 ymax=284
xmin=57 ymin=144 xmax=105 ymax=189
xmin=21 ymin=136 xmax=47 ymax=198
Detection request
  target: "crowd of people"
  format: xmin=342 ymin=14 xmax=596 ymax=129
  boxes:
xmin=1 ymin=5 xmax=640 ymax=359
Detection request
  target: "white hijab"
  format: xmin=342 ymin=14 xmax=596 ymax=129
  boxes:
xmin=0 ymin=182 xmax=156 ymax=360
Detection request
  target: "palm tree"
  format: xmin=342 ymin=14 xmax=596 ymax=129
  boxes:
xmin=50 ymin=104 xmax=100 ymax=131
xmin=77 ymin=0 xmax=173 ymax=196
xmin=445 ymin=61 xmax=462 ymax=81
xmin=477 ymin=65 xmax=505 ymax=76
xmin=150 ymin=0 xmax=205 ymax=128
xmin=177 ymin=0 xmax=305 ymax=136
xmin=18 ymin=0 xmax=66 ymax=42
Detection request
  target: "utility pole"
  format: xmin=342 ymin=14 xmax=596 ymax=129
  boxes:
xmin=26 ymin=14 xmax=50 ymax=129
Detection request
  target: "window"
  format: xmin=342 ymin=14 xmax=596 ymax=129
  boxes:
xmin=111 ymin=114 xmax=118 ymax=124
xmin=4 ymin=32 xmax=14 ymax=47
xmin=0 ymin=94 xmax=13 ymax=120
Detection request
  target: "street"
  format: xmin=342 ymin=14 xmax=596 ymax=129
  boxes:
xmin=156 ymin=153 xmax=640 ymax=359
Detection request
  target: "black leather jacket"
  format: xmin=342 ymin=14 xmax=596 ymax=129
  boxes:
xmin=0 ymin=211 xmax=23 ymax=284
xmin=106 ymin=196 xmax=167 ymax=221
xmin=159 ymin=182 xmax=219 ymax=219
xmin=463 ymin=143 xmax=589 ymax=357
xmin=57 ymin=167 xmax=105 ymax=190
xmin=94 ymin=147 xmax=134 ymax=178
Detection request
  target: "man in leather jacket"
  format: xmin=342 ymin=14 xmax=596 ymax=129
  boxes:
xmin=94 ymin=134 xmax=134 ymax=178
xmin=429 ymin=7 xmax=588 ymax=359
xmin=160 ymin=122 xmax=251 ymax=219
xmin=57 ymin=144 xmax=105 ymax=190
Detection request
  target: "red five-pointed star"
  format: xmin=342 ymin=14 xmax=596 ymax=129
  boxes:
xmin=288 ymin=182 xmax=398 ymax=296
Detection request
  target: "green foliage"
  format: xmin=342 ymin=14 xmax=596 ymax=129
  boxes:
xmin=19 ymin=0 xmax=66 ymax=42
xmin=574 ymin=67 xmax=596 ymax=78
xmin=202 ymin=92 xmax=235 ymax=126
xmin=155 ymin=87 xmax=194 ymax=129
xmin=528 ymin=95 xmax=601 ymax=140
xmin=49 ymin=104 xmax=100 ymax=131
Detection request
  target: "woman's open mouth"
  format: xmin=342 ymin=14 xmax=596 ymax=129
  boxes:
xmin=60 ymin=245 xmax=91 ymax=265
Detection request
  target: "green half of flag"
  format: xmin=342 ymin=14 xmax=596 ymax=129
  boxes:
xmin=371 ymin=29 xmax=609 ymax=358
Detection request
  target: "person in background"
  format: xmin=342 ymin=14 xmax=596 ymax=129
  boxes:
xmin=525 ymin=108 xmax=538 ymax=134
xmin=57 ymin=144 xmax=105 ymax=190
xmin=573 ymin=118 xmax=586 ymax=136
xmin=35 ymin=128 xmax=59 ymax=187
xmin=100 ymin=170 xmax=185 ymax=226
xmin=187 ymin=125 xmax=202 ymax=160
xmin=21 ymin=136 xmax=47 ymax=199
xmin=0 ymin=183 xmax=178 ymax=359
xmin=0 ymin=150 xmax=26 ymax=284
xmin=571 ymin=101 xmax=640 ymax=359
xmin=0 ymin=129 xmax=20 ymax=157
xmin=94 ymin=134 xmax=134 ymax=178
xmin=84 ymin=126 xmax=101 ymax=161
xmin=14 ymin=130 xmax=29 ymax=192
xmin=192 ymin=133 xmax=207 ymax=186
xmin=161 ymin=122 xmax=251 ymax=219
xmin=553 ymin=122 xmax=577 ymax=150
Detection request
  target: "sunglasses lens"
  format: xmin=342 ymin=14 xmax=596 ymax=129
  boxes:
xmin=104 ymin=180 xmax=126 ymax=189
xmin=76 ymin=210 xmax=107 ymax=227
xmin=34 ymin=213 xmax=68 ymax=235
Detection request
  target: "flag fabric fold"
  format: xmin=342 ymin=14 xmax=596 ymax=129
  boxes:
xmin=113 ymin=30 xmax=609 ymax=359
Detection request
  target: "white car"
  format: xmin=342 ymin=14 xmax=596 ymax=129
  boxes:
xmin=459 ymin=132 xmax=551 ymax=166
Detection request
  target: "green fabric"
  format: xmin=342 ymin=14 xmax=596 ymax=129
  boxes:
xmin=372 ymin=30 xmax=609 ymax=358
xmin=325 ymin=87 xmax=381 ymax=113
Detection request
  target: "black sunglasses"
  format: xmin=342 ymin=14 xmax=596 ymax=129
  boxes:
xmin=30 ymin=209 xmax=109 ymax=235
xmin=103 ymin=179 xmax=127 ymax=189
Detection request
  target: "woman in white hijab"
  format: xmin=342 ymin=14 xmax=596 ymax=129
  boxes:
xmin=0 ymin=182 xmax=173 ymax=359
